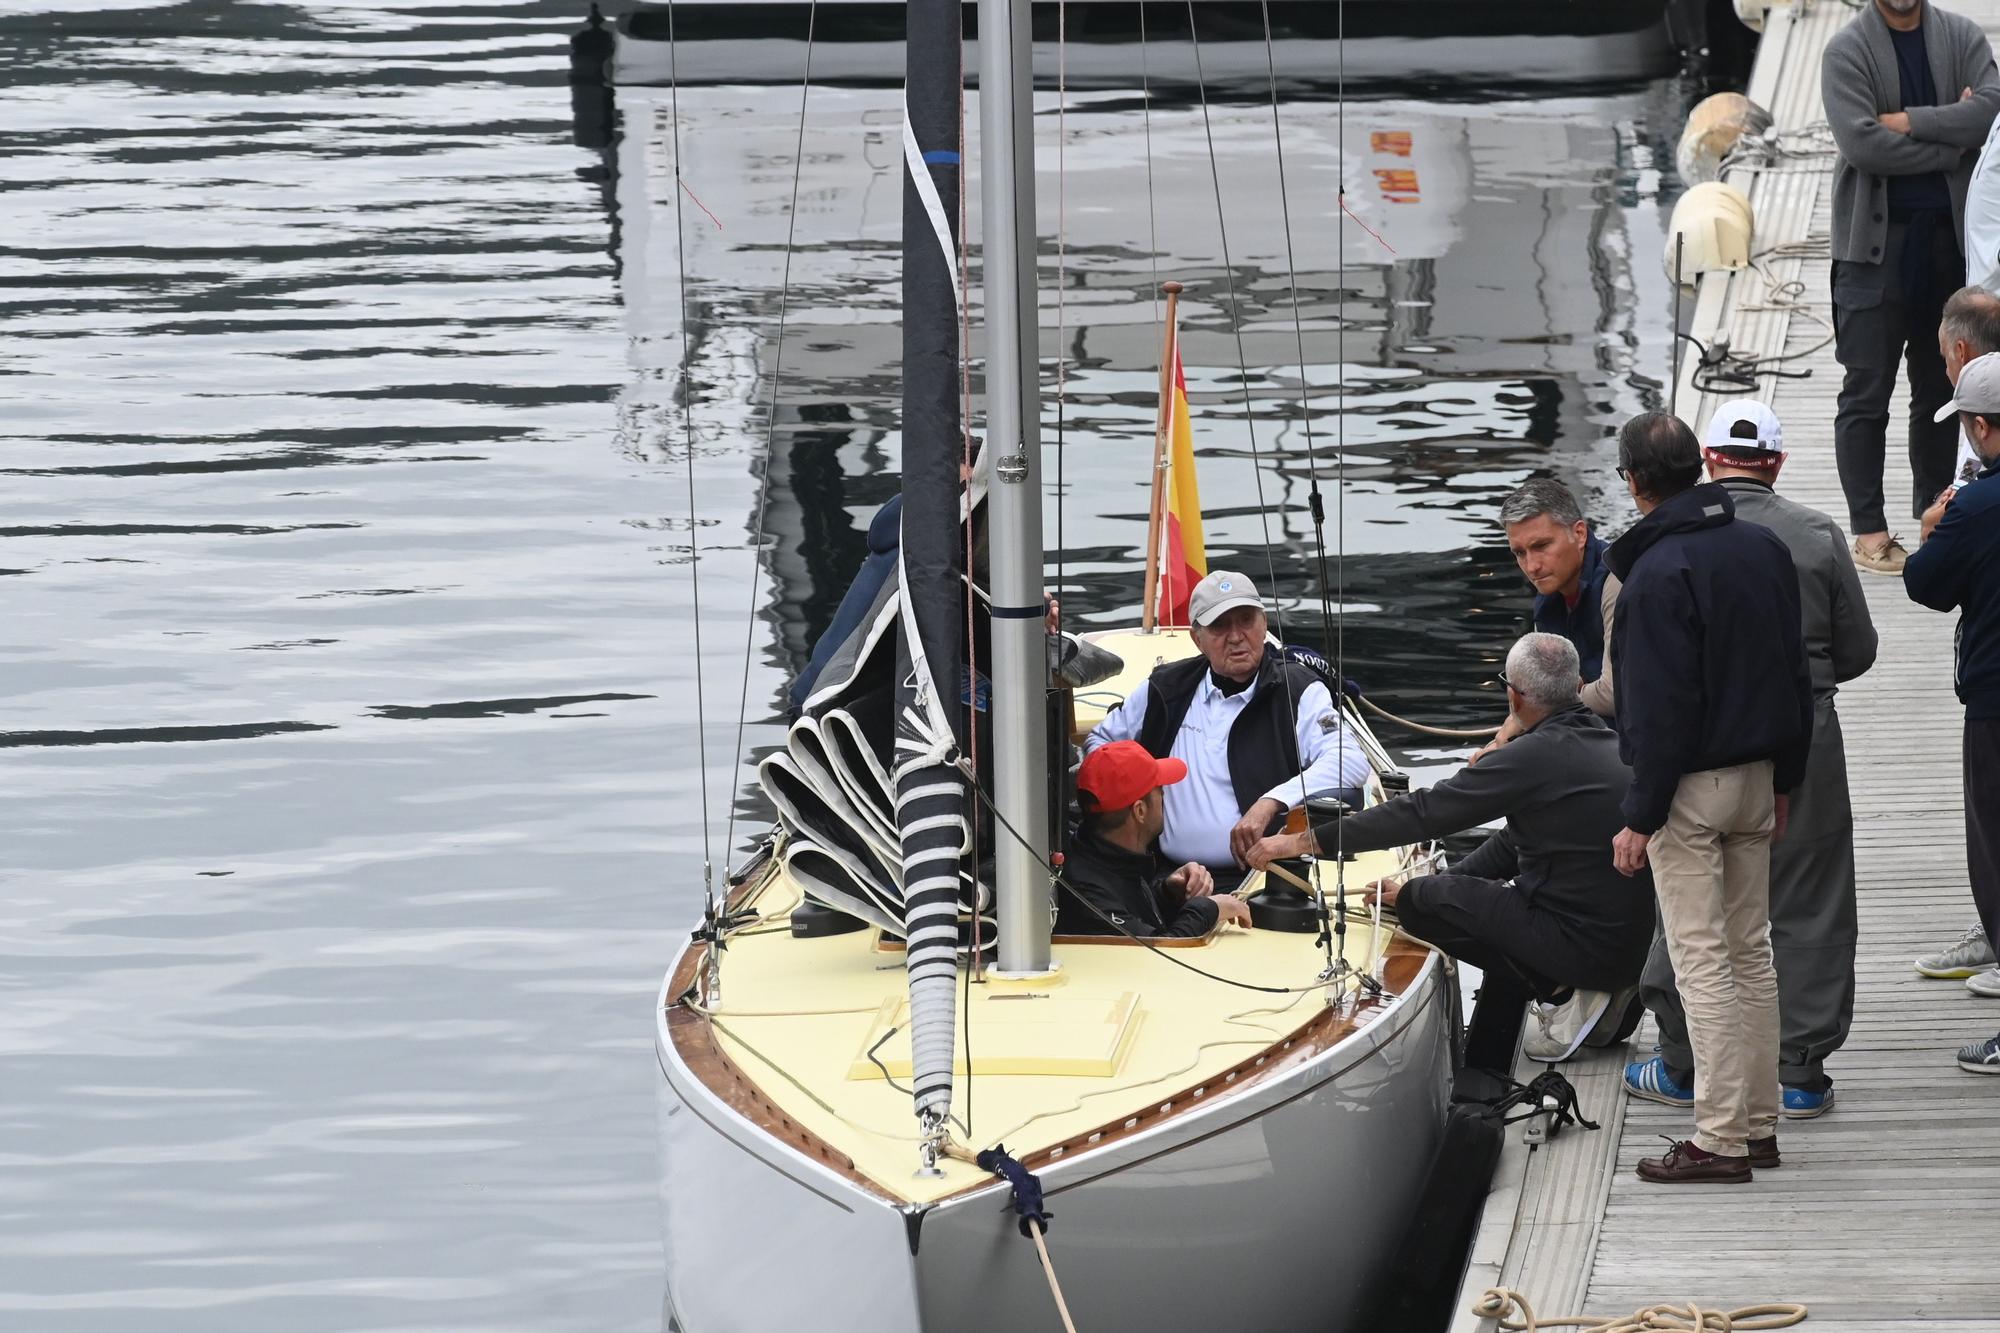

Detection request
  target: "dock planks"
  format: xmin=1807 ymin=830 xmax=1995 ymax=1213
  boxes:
xmin=1456 ymin=3 xmax=2000 ymax=1329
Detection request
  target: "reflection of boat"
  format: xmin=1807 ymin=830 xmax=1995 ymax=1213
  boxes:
xmin=645 ymin=2 xmax=1461 ymax=1330
xmin=610 ymin=0 xmax=1681 ymax=93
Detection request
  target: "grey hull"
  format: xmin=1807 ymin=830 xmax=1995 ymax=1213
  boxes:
xmin=656 ymin=948 xmax=1456 ymax=1333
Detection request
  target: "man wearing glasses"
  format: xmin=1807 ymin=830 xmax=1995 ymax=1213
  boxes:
xmin=1607 ymin=412 xmax=1814 ymax=1184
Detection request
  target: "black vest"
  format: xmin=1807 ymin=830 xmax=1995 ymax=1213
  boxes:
xmin=1134 ymin=647 xmax=1316 ymax=821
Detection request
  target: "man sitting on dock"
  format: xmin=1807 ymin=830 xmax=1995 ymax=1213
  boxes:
xmin=1086 ymin=570 xmax=1370 ymax=886
xmin=1059 ymin=740 xmax=1252 ymax=938
xmin=1244 ymin=633 xmax=1652 ymax=1069
xmin=1626 ymin=402 xmax=1877 ymax=1123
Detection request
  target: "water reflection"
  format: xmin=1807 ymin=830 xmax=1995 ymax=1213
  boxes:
xmin=0 ymin=1 xmax=1688 ymax=1327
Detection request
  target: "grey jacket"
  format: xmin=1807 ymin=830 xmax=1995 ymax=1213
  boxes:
xmin=1316 ymin=703 xmax=1654 ymax=970
xmin=1822 ymin=0 xmax=2000 ymax=265
xmin=1719 ymin=477 xmax=1878 ymax=702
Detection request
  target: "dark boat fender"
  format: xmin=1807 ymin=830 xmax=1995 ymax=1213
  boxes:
xmin=1347 ymin=1102 xmax=1504 ymax=1331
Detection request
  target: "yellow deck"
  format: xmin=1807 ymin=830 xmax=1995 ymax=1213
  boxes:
xmin=686 ymin=853 xmax=1413 ymax=1205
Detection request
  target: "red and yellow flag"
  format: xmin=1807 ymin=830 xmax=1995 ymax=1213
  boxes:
xmin=1155 ymin=353 xmax=1207 ymax=627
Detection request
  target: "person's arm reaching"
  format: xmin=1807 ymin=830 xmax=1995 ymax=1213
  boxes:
xmin=1310 ymin=741 xmax=1538 ymax=860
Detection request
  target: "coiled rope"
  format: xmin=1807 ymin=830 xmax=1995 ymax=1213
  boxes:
xmin=1470 ymin=1287 xmax=1808 ymax=1333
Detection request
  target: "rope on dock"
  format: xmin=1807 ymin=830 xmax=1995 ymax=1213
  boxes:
xmin=1470 ymin=1286 xmax=1807 ymax=1332
xmin=1356 ymin=694 xmax=1499 ymax=740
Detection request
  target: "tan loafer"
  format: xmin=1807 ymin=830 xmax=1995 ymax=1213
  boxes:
xmin=1853 ymin=534 xmax=1907 ymax=575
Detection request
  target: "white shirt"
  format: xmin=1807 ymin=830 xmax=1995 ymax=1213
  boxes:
xmin=1969 ymin=115 xmax=2000 ymax=294
xmin=1086 ymin=672 xmax=1371 ymax=868
xmin=1956 ymin=429 xmax=1984 ymax=489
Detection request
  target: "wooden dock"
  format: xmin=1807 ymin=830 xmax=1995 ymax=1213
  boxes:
xmin=1454 ymin=3 xmax=2000 ymax=1328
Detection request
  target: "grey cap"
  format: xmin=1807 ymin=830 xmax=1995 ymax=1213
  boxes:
xmin=1935 ymin=351 xmax=2000 ymax=422
xmin=1188 ymin=570 xmax=1263 ymax=626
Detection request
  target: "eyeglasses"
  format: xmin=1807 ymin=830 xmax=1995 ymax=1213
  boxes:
xmin=1614 ymin=465 xmax=1629 ymax=480
xmin=1496 ymin=670 xmax=1514 ymax=691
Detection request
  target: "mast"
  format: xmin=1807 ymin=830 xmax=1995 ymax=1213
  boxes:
xmin=979 ymin=0 xmax=1053 ymax=976
xmin=896 ymin=0 xmax=970 ymax=1167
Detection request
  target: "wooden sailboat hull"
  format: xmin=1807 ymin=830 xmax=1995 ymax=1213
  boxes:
xmin=656 ymin=944 xmax=1455 ymax=1333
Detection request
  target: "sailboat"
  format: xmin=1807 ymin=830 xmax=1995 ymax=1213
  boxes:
xmin=643 ymin=2 xmax=1460 ymax=1329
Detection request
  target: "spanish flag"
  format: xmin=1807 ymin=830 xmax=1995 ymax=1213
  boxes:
xmin=1155 ymin=353 xmax=1208 ymax=627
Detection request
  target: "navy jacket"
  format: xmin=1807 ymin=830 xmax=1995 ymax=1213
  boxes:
xmin=1607 ymin=484 xmax=1814 ymax=834
xmin=1533 ymin=530 xmax=1613 ymax=685
xmin=1907 ymin=458 xmax=2000 ymax=718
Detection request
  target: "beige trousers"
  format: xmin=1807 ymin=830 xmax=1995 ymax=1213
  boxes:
xmin=1648 ymin=760 xmax=1781 ymax=1156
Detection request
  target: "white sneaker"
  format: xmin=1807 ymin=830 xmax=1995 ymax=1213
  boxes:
xmin=1522 ymin=988 xmax=1612 ymax=1063
xmin=1968 ymin=969 xmax=2000 ymax=998
xmin=1915 ymin=924 xmax=1997 ymax=978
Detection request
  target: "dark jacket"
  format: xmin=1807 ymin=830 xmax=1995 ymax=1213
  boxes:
xmin=1822 ymin=1 xmax=2000 ymax=265
xmin=1135 ymin=645 xmax=1319 ymax=817
xmin=1906 ymin=458 xmax=2000 ymax=718
xmin=1534 ymin=530 xmax=1614 ymax=686
xmin=1314 ymin=703 xmax=1654 ymax=976
xmin=1718 ymin=477 xmax=1878 ymax=702
xmin=1607 ymin=483 xmax=1814 ymax=834
xmin=1058 ymin=828 xmax=1219 ymax=938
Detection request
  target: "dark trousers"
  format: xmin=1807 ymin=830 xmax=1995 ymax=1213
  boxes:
xmin=1398 ymin=873 xmax=1586 ymax=1071
xmin=1832 ymin=218 xmax=1961 ymax=534
xmin=1967 ymin=718 xmax=2000 ymax=955
xmin=1643 ymin=704 xmax=1859 ymax=1090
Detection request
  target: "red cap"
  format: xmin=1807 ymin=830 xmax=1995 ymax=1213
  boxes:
xmin=1077 ymin=740 xmax=1188 ymax=812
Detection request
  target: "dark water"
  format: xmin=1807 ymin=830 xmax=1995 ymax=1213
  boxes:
xmin=0 ymin=4 xmax=1686 ymax=1328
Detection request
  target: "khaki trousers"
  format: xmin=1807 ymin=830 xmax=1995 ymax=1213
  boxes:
xmin=1648 ymin=760 xmax=1781 ymax=1157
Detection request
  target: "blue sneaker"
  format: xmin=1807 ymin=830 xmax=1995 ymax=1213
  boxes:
xmin=1781 ymin=1082 xmax=1835 ymax=1119
xmin=1624 ymin=1055 xmax=1694 ymax=1108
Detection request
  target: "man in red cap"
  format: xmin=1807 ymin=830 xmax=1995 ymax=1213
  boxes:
xmin=1060 ymin=741 xmax=1253 ymax=937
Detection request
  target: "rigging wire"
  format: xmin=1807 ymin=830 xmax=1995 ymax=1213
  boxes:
xmin=1140 ymin=3 xmax=1161 ymax=326
xmin=1185 ymin=0 xmax=1349 ymax=965
xmin=664 ymin=0 xmax=718 ymax=943
xmin=722 ymin=1 xmax=818 ymax=864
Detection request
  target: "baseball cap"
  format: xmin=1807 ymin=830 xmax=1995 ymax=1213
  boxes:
xmin=1702 ymin=399 xmax=1783 ymax=456
xmin=1935 ymin=351 xmax=2000 ymax=421
xmin=1187 ymin=570 xmax=1263 ymax=627
xmin=1076 ymin=740 xmax=1188 ymax=812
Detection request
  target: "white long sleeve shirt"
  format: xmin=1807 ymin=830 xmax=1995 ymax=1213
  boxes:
xmin=1968 ymin=115 xmax=2000 ymax=295
xmin=1086 ymin=672 xmax=1371 ymax=868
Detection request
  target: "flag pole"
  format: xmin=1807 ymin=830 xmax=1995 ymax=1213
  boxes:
xmin=1142 ymin=280 xmax=1183 ymax=632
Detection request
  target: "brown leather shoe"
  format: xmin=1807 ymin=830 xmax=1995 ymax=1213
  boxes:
xmin=1748 ymin=1135 xmax=1780 ymax=1169
xmin=1636 ymin=1138 xmax=1752 ymax=1183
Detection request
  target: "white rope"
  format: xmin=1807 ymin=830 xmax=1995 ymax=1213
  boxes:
xmin=1469 ymin=1286 xmax=1808 ymax=1333
xmin=1030 ymin=1228 xmax=1080 ymax=1333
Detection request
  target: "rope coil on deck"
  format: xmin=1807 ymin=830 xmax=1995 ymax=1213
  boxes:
xmin=1471 ymin=1287 xmax=1807 ymax=1333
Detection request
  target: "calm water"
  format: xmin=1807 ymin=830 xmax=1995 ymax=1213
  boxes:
xmin=1 ymin=3 xmax=1686 ymax=1328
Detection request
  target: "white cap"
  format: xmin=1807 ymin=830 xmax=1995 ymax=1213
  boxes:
xmin=1935 ymin=351 xmax=2000 ymax=421
xmin=1702 ymin=399 xmax=1783 ymax=456
xmin=1188 ymin=570 xmax=1263 ymax=626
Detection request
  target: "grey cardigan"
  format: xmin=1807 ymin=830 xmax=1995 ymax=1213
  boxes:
xmin=1821 ymin=0 xmax=2000 ymax=265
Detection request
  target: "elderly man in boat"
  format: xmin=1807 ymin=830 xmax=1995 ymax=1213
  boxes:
xmin=1085 ymin=570 xmax=1372 ymax=889
xmin=1247 ymin=632 xmax=1654 ymax=1066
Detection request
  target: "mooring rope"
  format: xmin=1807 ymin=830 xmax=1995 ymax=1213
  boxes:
xmin=1471 ymin=1288 xmax=1807 ymax=1333
xmin=1357 ymin=694 xmax=1499 ymax=741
